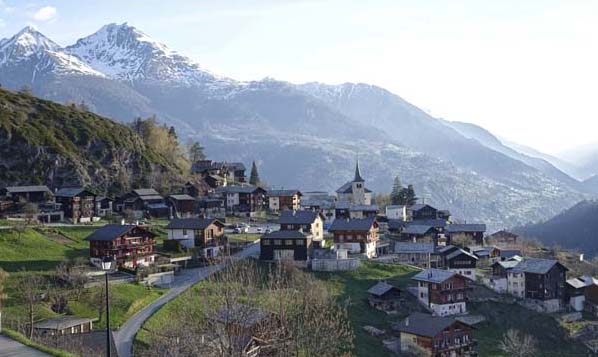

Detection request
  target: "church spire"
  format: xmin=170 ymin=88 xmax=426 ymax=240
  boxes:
xmin=354 ymin=158 xmax=365 ymax=182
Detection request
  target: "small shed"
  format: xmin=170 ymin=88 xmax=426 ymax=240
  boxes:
xmin=33 ymin=316 xmax=94 ymax=336
xmin=367 ymin=281 xmax=401 ymax=311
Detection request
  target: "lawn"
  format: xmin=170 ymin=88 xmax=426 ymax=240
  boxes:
xmin=313 ymin=262 xmax=420 ymax=357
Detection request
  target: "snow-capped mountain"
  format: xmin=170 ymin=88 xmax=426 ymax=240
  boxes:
xmin=0 ymin=24 xmax=591 ymax=230
xmin=0 ymin=26 xmax=103 ymax=81
xmin=66 ymin=23 xmax=233 ymax=88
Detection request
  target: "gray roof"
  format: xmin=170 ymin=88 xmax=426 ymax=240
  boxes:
xmin=216 ymin=185 xmax=264 ymax=194
xmin=139 ymin=195 xmax=164 ymax=201
xmin=168 ymin=194 xmax=195 ymax=201
xmin=567 ymin=278 xmax=587 ymax=289
xmin=55 ymin=187 xmax=93 ymax=198
xmin=412 ymin=219 xmax=447 ymax=228
xmin=350 ymin=204 xmax=379 ymax=212
xmin=402 ymin=224 xmax=435 ymax=235
xmin=266 ymin=189 xmax=301 ymax=197
xmin=262 ymin=230 xmax=308 ymax=239
xmin=367 ymin=281 xmax=399 ymax=296
xmin=412 ymin=269 xmax=457 ymax=283
xmin=335 ymin=181 xmax=372 ymax=194
xmin=33 ymin=316 xmax=94 ymax=330
xmin=394 ymin=312 xmax=466 ymax=337
xmin=4 ymin=185 xmax=51 ymax=193
xmin=133 ymin=188 xmax=160 ymax=196
xmin=446 ymin=248 xmax=478 ymax=261
xmin=329 ymin=217 xmax=376 ymax=231
xmin=387 ymin=219 xmax=406 ymax=231
xmin=166 ymin=218 xmax=223 ymax=230
xmin=500 ymin=250 xmax=522 ymax=258
xmin=435 ymin=245 xmax=459 ymax=255
xmin=278 ymin=210 xmax=321 ymax=225
xmin=445 ymin=224 xmax=486 ymax=233
xmin=394 ymin=242 xmax=435 ymax=254
xmin=512 ymin=258 xmax=567 ymax=274
xmin=86 ymin=224 xmax=138 ymax=241
xmin=409 ymin=204 xmax=436 ymax=212
xmin=493 ymin=260 xmax=520 ymax=270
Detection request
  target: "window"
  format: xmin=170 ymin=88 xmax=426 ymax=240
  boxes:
xmin=274 ymin=240 xmax=282 ymax=245
xmin=296 ymin=240 xmax=304 ymax=246
xmin=285 ymin=240 xmax=293 ymax=246
xmin=182 ymin=229 xmax=188 ymax=236
xmin=262 ymin=240 xmax=271 ymax=246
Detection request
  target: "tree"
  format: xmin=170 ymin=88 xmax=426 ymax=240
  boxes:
xmin=188 ymin=141 xmax=206 ymax=162
xmin=0 ymin=268 xmax=8 ymax=333
xmin=390 ymin=175 xmax=403 ymax=205
xmin=499 ymin=329 xmax=537 ymax=357
xmin=249 ymin=161 xmax=261 ymax=186
xmin=404 ymin=184 xmax=418 ymax=206
xmin=16 ymin=273 xmax=44 ymax=338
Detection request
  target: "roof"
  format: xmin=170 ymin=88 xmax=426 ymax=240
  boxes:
xmin=387 ymin=219 xmax=406 ymax=231
xmin=512 ymin=258 xmax=567 ymax=274
xmin=408 ymin=204 xmax=436 ymax=212
xmin=394 ymin=242 xmax=435 ymax=254
xmin=412 ymin=219 xmax=448 ymax=228
xmin=350 ymin=204 xmax=379 ymax=212
xmin=402 ymin=224 xmax=435 ymax=235
xmin=335 ymin=181 xmax=372 ymax=194
xmin=262 ymin=230 xmax=309 ymax=239
xmin=55 ymin=187 xmax=93 ymax=197
xmin=353 ymin=160 xmax=365 ymax=182
xmin=445 ymin=224 xmax=487 ymax=233
xmin=367 ymin=281 xmax=399 ymax=296
xmin=435 ymin=245 xmax=459 ymax=255
xmin=85 ymin=224 xmax=147 ymax=241
xmin=412 ymin=269 xmax=457 ymax=284
xmin=4 ymin=185 xmax=51 ymax=194
xmin=493 ymin=260 xmax=521 ymax=270
xmin=33 ymin=316 xmax=94 ymax=330
xmin=140 ymin=195 xmax=165 ymax=201
xmin=133 ymin=188 xmax=160 ymax=196
xmin=266 ymin=189 xmax=301 ymax=197
xmin=446 ymin=248 xmax=478 ymax=261
xmin=395 ymin=312 xmax=467 ymax=338
xmin=500 ymin=250 xmax=522 ymax=258
xmin=166 ymin=218 xmax=223 ymax=230
xmin=567 ymin=278 xmax=587 ymax=289
xmin=168 ymin=194 xmax=195 ymax=201
xmin=278 ymin=210 xmax=321 ymax=225
xmin=490 ymin=230 xmax=519 ymax=238
xmin=216 ymin=185 xmax=264 ymax=194
xmin=329 ymin=217 xmax=377 ymax=231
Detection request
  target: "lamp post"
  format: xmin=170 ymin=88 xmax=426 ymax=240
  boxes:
xmin=101 ymin=256 xmax=115 ymax=357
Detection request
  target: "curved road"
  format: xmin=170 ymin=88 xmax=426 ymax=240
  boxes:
xmin=114 ymin=243 xmax=259 ymax=357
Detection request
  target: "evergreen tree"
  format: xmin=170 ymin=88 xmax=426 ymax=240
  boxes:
xmin=188 ymin=141 xmax=206 ymax=162
xmin=390 ymin=175 xmax=403 ymax=205
xmin=405 ymin=184 xmax=418 ymax=205
xmin=249 ymin=161 xmax=260 ymax=186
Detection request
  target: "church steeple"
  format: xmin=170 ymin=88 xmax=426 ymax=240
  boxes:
xmin=354 ymin=159 xmax=365 ymax=182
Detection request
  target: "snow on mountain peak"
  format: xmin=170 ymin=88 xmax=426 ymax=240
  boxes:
xmin=0 ymin=26 xmax=59 ymax=61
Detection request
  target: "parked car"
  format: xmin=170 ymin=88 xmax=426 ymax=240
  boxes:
xmin=233 ymin=227 xmax=242 ymax=234
xmin=256 ymin=227 xmax=263 ymax=233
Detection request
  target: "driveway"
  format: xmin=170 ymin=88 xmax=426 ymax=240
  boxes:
xmin=114 ymin=243 xmax=260 ymax=357
xmin=0 ymin=334 xmax=50 ymax=357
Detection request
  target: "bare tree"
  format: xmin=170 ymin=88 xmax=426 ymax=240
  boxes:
xmin=499 ymin=329 xmax=537 ymax=357
xmin=0 ymin=268 xmax=8 ymax=332
xmin=15 ymin=273 xmax=45 ymax=338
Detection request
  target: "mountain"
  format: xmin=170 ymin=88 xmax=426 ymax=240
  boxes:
xmin=0 ymin=24 xmax=589 ymax=230
xmin=558 ymin=143 xmax=598 ymax=180
xmin=514 ymin=200 xmax=598 ymax=257
xmin=0 ymin=87 xmax=188 ymax=194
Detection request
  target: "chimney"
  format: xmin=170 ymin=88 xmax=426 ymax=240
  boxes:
xmin=405 ymin=317 xmax=409 ymax=326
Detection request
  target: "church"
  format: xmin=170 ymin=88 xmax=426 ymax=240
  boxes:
xmin=335 ymin=160 xmax=373 ymax=205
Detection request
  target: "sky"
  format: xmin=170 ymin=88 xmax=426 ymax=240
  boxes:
xmin=1 ymin=0 xmax=597 ymax=155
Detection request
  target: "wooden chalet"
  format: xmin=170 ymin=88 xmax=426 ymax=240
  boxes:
xmin=167 ymin=194 xmax=196 ymax=218
xmin=55 ymin=187 xmax=96 ymax=223
xmin=260 ymin=230 xmax=312 ymax=263
xmin=510 ymin=258 xmax=568 ymax=311
xmin=165 ymin=218 xmax=226 ymax=257
xmin=367 ymin=281 xmax=401 ymax=311
xmin=412 ymin=269 xmax=471 ymax=316
xmin=266 ymin=189 xmax=302 ymax=212
xmin=488 ymin=230 xmax=518 ymax=246
xmin=215 ymin=185 xmax=266 ymax=215
xmin=1 ymin=185 xmax=53 ymax=204
xmin=278 ymin=210 xmax=325 ymax=246
xmin=85 ymin=224 xmax=156 ymax=268
xmin=329 ymin=217 xmax=379 ymax=258
xmin=445 ymin=224 xmax=486 ymax=246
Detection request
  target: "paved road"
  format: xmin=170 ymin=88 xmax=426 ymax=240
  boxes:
xmin=114 ymin=243 xmax=260 ymax=357
xmin=0 ymin=334 xmax=50 ymax=357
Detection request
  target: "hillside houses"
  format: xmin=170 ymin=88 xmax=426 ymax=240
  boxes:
xmin=412 ymin=269 xmax=471 ymax=316
xmin=85 ymin=224 xmax=156 ymax=268
xmin=329 ymin=217 xmax=380 ymax=258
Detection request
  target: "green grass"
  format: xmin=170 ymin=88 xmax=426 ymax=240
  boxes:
xmin=314 ymin=262 xmax=419 ymax=357
xmin=469 ymin=301 xmax=587 ymax=356
xmin=1 ymin=328 xmax=76 ymax=357
xmin=227 ymin=233 xmax=261 ymax=243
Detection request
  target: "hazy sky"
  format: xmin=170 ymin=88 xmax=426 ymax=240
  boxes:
xmin=1 ymin=0 xmax=597 ymax=155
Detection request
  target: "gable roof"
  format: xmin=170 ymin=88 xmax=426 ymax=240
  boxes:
xmin=412 ymin=218 xmax=448 ymax=228
xmin=387 ymin=219 xmax=406 ymax=231
xmin=500 ymin=249 xmax=522 ymax=259
xmin=446 ymin=248 xmax=479 ymax=261
xmin=33 ymin=316 xmax=94 ymax=330
xmin=55 ymin=187 xmax=94 ymax=198
xmin=350 ymin=204 xmax=379 ymax=212
xmin=278 ymin=210 xmax=322 ymax=225
xmin=216 ymin=185 xmax=265 ymax=194
xmin=329 ymin=217 xmax=377 ymax=231
xmin=262 ymin=230 xmax=309 ymax=240
xmin=367 ymin=281 xmax=399 ymax=296
xmin=335 ymin=181 xmax=372 ymax=194
xmin=4 ymin=185 xmax=51 ymax=194
xmin=490 ymin=230 xmax=518 ymax=238
xmin=395 ymin=312 xmax=468 ymax=338
xmin=409 ymin=204 xmax=437 ymax=212
xmin=166 ymin=218 xmax=224 ymax=230
xmin=412 ymin=269 xmax=458 ymax=284
xmin=133 ymin=188 xmax=160 ymax=196
xmin=394 ymin=242 xmax=435 ymax=254
xmin=402 ymin=224 xmax=435 ymax=235
xmin=567 ymin=278 xmax=587 ymax=289
xmin=445 ymin=224 xmax=487 ymax=233
xmin=512 ymin=258 xmax=568 ymax=274
xmin=266 ymin=189 xmax=301 ymax=197
xmin=85 ymin=224 xmax=153 ymax=241
xmin=168 ymin=194 xmax=195 ymax=201
xmin=493 ymin=260 xmax=521 ymax=270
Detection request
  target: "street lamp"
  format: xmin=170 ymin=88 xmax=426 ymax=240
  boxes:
xmin=101 ymin=256 xmax=115 ymax=357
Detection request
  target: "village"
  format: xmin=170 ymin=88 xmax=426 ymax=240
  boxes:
xmin=1 ymin=158 xmax=598 ymax=357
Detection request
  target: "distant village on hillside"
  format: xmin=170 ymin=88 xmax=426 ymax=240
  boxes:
xmin=2 ymin=155 xmax=598 ymax=356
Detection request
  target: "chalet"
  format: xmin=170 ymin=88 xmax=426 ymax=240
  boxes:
xmin=266 ymin=190 xmax=302 ymax=212
xmin=95 ymin=196 xmax=113 ymax=217
xmin=500 ymin=249 xmax=522 ymax=261
xmin=445 ymin=224 xmax=486 ymax=246
xmin=349 ymin=204 xmax=379 ymax=219
xmin=55 ymin=188 xmax=97 ymax=223
xmin=470 ymin=246 xmax=501 ymax=265
xmin=387 ymin=219 xmax=406 ymax=234
xmin=441 ymin=248 xmax=478 ymax=280
xmin=509 ymin=258 xmax=568 ymax=312
xmin=367 ymin=281 xmax=401 ymax=311
xmin=410 ymin=204 xmax=440 ymax=221
xmin=165 ymin=218 xmax=226 ymax=257
xmin=395 ymin=312 xmax=476 ymax=357
xmin=33 ymin=317 xmax=94 ymax=336
xmin=116 ymin=188 xmax=169 ymax=218
xmin=329 ymin=217 xmax=379 ymax=258
xmin=278 ymin=210 xmax=325 ymax=245
xmin=488 ymin=230 xmax=518 ymax=246
xmin=167 ymin=194 xmax=196 ymax=218
xmin=334 ymin=201 xmax=351 ymax=220
xmin=394 ymin=242 xmax=437 ymax=268
xmin=400 ymin=224 xmax=439 ymax=244
xmin=335 ymin=160 xmax=372 ymax=205
xmin=259 ymin=230 xmax=312 ymax=263
xmin=215 ymin=185 xmax=266 ymax=215
xmin=1 ymin=185 xmax=53 ymax=204
xmin=85 ymin=224 xmax=156 ymax=268
xmin=191 ymin=160 xmax=246 ymax=184
xmin=181 ymin=180 xmax=212 ymax=198
xmin=566 ymin=277 xmax=588 ymax=312
xmin=412 ymin=269 xmax=470 ymax=316
xmin=488 ymin=259 xmax=520 ymax=293
xmin=197 ymin=197 xmax=225 ymax=217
